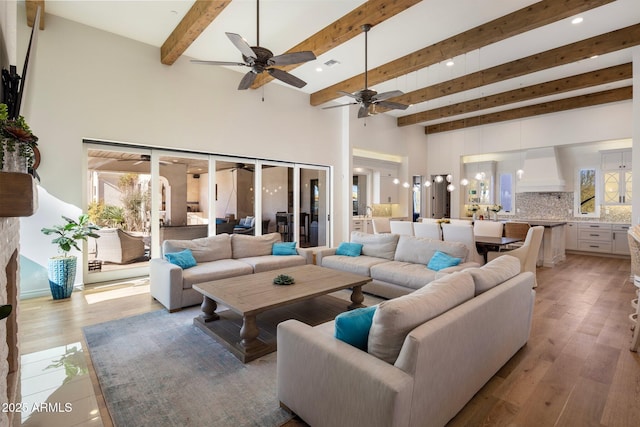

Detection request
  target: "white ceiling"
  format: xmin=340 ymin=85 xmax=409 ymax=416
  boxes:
xmin=40 ymin=0 xmax=640 ymax=126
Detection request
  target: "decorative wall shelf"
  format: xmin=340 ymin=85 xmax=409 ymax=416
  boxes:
xmin=0 ymin=171 xmax=38 ymax=217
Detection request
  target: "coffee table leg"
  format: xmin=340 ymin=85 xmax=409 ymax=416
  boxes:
xmin=240 ymin=315 xmax=260 ymax=350
xmin=200 ymin=296 xmax=220 ymax=323
xmin=349 ymin=285 xmax=366 ymax=309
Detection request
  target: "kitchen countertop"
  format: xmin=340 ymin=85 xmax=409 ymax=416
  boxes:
xmin=522 ymin=220 xmax=567 ymax=228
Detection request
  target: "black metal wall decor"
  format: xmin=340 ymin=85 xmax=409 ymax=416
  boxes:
xmin=1 ymin=65 xmax=21 ymax=120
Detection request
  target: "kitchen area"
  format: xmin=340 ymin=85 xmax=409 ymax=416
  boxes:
xmin=352 ymin=138 xmax=633 ymax=268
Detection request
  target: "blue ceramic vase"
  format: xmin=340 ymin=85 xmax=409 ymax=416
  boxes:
xmin=48 ymin=257 xmax=77 ymax=300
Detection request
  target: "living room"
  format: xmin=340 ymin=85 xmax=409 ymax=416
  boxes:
xmin=2 ymin=0 xmax=640 ymax=426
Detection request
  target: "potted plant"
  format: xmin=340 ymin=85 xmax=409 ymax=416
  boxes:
xmin=0 ymin=103 xmax=38 ymax=172
xmin=41 ymin=215 xmax=100 ymax=300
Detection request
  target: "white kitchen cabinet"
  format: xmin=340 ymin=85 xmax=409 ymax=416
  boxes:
xmin=612 ymin=224 xmax=631 ymax=255
xmin=602 ymin=150 xmax=632 ymax=205
xmin=565 ymin=222 xmax=578 ymax=250
xmin=374 ymin=173 xmax=399 ymax=204
xmin=352 ymin=218 xmax=373 ymax=234
xmin=571 ymin=222 xmax=630 ymax=256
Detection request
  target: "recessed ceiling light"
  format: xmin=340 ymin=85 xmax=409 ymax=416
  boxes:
xmin=315 ymin=67 xmax=323 ymax=72
xmin=446 ymin=60 xmax=455 ymax=67
xmin=571 ymin=17 xmax=583 ymax=25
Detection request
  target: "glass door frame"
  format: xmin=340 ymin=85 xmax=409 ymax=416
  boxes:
xmin=297 ymin=163 xmax=331 ymax=248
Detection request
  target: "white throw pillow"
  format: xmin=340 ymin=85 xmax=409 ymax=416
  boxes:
xmin=466 ymin=254 xmax=521 ymax=295
xmin=367 ymin=271 xmax=475 ymax=364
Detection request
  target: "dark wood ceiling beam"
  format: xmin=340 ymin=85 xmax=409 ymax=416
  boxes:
xmin=389 ymin=23 xmax=640 ymax=109
xmin=251 ymin=0 xmax=422 ymax=89
xmin=25 ymin=0 xmax=45 ymax=30
xmin=310 ymin=0 xmax=615 ymax=106
xmin=424 ymin=86 xmax=632 ymax=134
xmin=397 ymin=63 xmax=632 ymax=126
xmin=161 ymin=0 xmax=233 ymax=66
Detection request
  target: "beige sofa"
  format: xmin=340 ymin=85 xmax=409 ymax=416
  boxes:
xmin=150 ymin=233 xmax=309 ymax=311
xmin=277 ymin=255 xmax=535 ymax=427
xmin=317 ymin=231 xmax=480 ymax=299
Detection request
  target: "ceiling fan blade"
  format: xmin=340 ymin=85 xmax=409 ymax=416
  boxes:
xmin=238 ymin=71 xmax=258 ymax=90
xmin=226 ymin=32 xmax=257 ymax=59
xmin=376 ymin=100 xmax=410 ymax=111
xmin=267 ymin=68 xmax=307 ymax=88
xmin=191 ymin=59 xmax=248 ymax=67
xmin=337 ymin=90 xmax=359 ymax=99
xmin=357 ymin=105 xmax=370 ymax=119
xmin=372 ymin=90 xmax=404 ymax=102
xmin=271 ymin=51 xmax=316 ymax=66
xmin=322 ymin=102 xmax=358 ymax=110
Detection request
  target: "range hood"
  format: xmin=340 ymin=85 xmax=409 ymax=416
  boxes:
xmin=516 ymin=147 xmax=566 ymax=192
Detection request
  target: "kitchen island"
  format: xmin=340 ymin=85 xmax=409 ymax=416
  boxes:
xmin=525 ymin=220 xmax=566 ymax=268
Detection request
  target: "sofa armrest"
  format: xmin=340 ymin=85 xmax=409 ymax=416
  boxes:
xmin=277 ymin=320 xmax=413 ymax=427
xmin=439 ymin=261 xmax=481 ymax=274
xmin=314 ymin=247 xmax=337 ymax=266
xmin=149 ymin=258 xmax=184 ymax=312
xmin=295 ymin=247 xmax=314 ymax=264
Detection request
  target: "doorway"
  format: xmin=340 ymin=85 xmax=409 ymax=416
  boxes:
xmin=430 ymin=174 xmax=451 ymax=218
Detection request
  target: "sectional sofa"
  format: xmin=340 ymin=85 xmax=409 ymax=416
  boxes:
xmin=149 ymin=232 xmax=309 ymax=311
xmin=316 ymin=231 xmax=481 ymax=299
xmin=277 ymin=255 xmax=535 ymax=427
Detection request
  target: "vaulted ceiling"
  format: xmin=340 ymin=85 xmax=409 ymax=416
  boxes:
xmin=25 ymin=0 xmax=639 ymax=134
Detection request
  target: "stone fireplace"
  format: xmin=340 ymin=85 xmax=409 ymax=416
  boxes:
xmin=0 ymin=217 xmax=20 ymax=427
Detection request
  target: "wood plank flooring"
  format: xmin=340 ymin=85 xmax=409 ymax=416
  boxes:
xmin=18 ymin=255 xmax=640 ymax=427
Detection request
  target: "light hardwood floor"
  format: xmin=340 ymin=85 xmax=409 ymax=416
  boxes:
xmin=19 ymin=254 xmax=640 ymax=427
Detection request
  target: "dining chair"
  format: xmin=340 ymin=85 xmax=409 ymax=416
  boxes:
xmin=441 ymin=223 xmax=484 ymax=265
xmin=371 ymin=217 xmax=391 ymax=234
xmin=473 ymin=220 xmax=504 ymax=238
xmin=413 ymin=222 xmax=441 ymax=240
xmin=487 ymin=226 xmax=544 ymax=287
xmin=421 ymin=218 xmax=439 ymax=223
xmin=390 ymin=220 xmax=414 ymax=236
xmin=504 ymin=221 xmax=531 ymax=248
xmin=449 ymin=219 xmax=472 ymax=225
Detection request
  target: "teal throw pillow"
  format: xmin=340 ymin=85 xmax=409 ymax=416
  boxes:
xmin=334 ymin=306 xmax=377 ymax=351
xmin=427 ymin=250 xmax=462 ymax=271
xmin=336 ymin=242 xmax=363 ymax=257
xmin=272 ymin=241 xmax=297 ymax=256
xmin=165 ymin=248 xmax=197 ymax=269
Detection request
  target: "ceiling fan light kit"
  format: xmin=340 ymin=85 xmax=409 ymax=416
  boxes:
xmin=323 ymin=23 xmax=409 ymax=119
xmin=191 ymin=0 xmax=316 ymax=90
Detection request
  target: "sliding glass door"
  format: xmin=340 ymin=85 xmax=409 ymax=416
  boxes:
xmin=299 ymin=165 xmax=329 ymax=247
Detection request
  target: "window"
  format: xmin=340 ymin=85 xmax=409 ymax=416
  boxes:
xmin=576 ymin=168 xmax=600 ymax=217
xmin=499 ymin=173 xmax=513 ymax=213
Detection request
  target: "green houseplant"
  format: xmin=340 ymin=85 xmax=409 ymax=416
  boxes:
xmin=0 ymin=103 xmax=38 ymax=172
xmin=41 ymin=215 xmax=100 ymax=299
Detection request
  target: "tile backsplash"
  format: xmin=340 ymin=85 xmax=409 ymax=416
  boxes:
xmin=496 ymin=192 xmax=631 ymax=223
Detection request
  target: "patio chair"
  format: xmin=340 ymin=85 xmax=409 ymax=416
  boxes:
xmin=95 ymin=228 xmax=146 ymax=264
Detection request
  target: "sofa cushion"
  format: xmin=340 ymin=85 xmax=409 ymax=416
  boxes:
xmin=232 ymin=233 xmax=281 ymax=259
xmin=334 ymin=306 xmax=377 ymax=350
xmin=163 ymin=234 xmax=232 ymax=263
xmin=181 ymin=259 xmax=254 ymax=289
xmin=322 ymin=255 xmax=389 ymax=277
xmin=427 ymin=251 xmax=462 ymax=271
xmin=368 ymin=271 xmax=475 ymax=364
xmin=164 ymin=248 xmax=197 ymax=269
xmin=370 ymin=261 xmax=437 ymax=291
xmin=394 ymin=235 xmax=468 ymax=265
xmin=350 ymin=231 xmax=399 ymax=261
xmin=272 ymin=242 xmax=297 ymax=256
xmin=466 ymin=254 xmax=521 ymax=295
xmin=336 ymin=242 xmax=363 ymax=257
xmin=239 ymin=254 xmax=306 ymax=273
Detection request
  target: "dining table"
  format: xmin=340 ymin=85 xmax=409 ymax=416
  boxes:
xmin=475 ymin=236 xmax=523 ymax=262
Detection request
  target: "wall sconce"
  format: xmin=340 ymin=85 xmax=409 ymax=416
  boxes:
xmin=516 ymin=169 xmax=524 ymax=179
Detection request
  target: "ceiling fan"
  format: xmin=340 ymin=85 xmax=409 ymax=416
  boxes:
xmin=117 ymin=155 xmax=171 ymax=165
xmin=191 ymin=0 xmax=316 ymax=90
xmin=323 ymin=24 xmax=409 ymax=118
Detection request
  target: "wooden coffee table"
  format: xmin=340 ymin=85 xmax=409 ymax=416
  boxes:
xmin=192 ymin=264 xmax=372 ymax=363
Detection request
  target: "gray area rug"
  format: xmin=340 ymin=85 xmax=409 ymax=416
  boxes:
xmin=83 ymin=308 xmax=292 ymax=427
